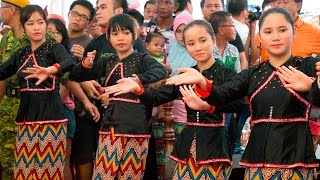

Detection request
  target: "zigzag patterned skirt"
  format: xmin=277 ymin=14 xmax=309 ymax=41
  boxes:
xmin=244 ymin=167 xmax=314 ymax=180
xmin=92 ymin=130 xmax=149 ymax=180
xmin=172 ymin=139 xmax=231 ymax=180
xmin=13 ymin=121 xmax=67 ymax=180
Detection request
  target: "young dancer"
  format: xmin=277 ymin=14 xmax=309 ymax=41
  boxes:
xmin=167 ymin=8 xmax=320 ymax=179
xmin=0 ymin=5 xmax=75 ymax=179
xmin=69 ymin=14 xmax=167 ymax=179
xmin=104 ymin=20 xmax=244 ymax=180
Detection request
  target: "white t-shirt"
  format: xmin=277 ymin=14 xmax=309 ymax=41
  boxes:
xmin=233 ymin=19 xmax=249 ymax=45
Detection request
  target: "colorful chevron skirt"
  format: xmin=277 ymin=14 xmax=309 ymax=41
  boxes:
xmin=92 ymin=131 xmax=149 ymax=180
xmin=172 ymin=139 xmax=231 ymax=180
xmin=13 ymin=121 xmax=67 ymax=180
xmin=244 ymin=167 xmax=314 ymax=180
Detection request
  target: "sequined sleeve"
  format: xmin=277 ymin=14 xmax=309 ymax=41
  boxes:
xmin=69 ymin=56 xmax=109 ymax=82
xmin=50 ymin=43 xmax=76 ymax=73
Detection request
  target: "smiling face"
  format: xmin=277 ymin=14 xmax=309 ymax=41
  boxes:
xmin=259 ymin=12 xmax=294 ymax=61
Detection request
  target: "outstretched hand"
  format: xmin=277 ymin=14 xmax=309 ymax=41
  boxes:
xmin=276 ymin=66 xmax=314 ymax=92
xmin=179 ymin=85 xmax=211 ymax=111
xmin=166 ymin=68 xmax=206 ymax=87
xmin=105 ymin=78 xmax=140 ymax=96
xmin=22 ymin=65 xmax=51 ymax=85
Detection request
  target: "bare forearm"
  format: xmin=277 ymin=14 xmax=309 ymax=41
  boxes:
xmin=59 ymin=84 xmax=69 ymax=102
xmin=239 ymin=52 xmax=248 ymax=70
xmin=65 ymin=80 xmax=91 ymax=104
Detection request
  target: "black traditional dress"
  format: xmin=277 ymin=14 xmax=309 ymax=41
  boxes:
xmin=69 ymin=52 xmax=167 ymax=179
xmin=0 ymin=41 xmax=75 ymax=180
xmin=200 ymin=56 xmax=320 ymax=179
xmin=140 ymin=62 xmax=244 ymax=179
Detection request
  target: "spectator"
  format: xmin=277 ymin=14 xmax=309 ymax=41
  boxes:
xmin=88 ymin=16 xmax=102 ymax=39
xmin=146 ymin=0 xmax=179 ymax=47
xmin=143 ymin=0 xmax=157 ymax=22
xmin=127 ymin=9 xmax=147 ymax=52
xmin=0 ymin=0 xmax=30 ymax=178
xmin=175 ymin=0 xmax=193 ymax=15
xmin=145 ymin=31 xmax=166 ymax=63
xmin=227 ymin=0 xmax=249 ymax=46
xmin=47 ymin=16 xmax=100 ymax=180
xmin=210 ymin=11 xmax=240 ymax=73
xmin=200 ymin=0 xmax=248 ymax=70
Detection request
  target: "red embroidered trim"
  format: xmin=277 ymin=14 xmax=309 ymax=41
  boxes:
xmin=186 ymin=114 xmax=226 ymax=127
xmin=99 ymin=130 xmax=151 ymax=138
xmin=17 ymin=53 xmax=57 ymax=92
xmin=20 ymin=75 xmax=56 ymax=92
xmin=239 ymin=162 xmax=319 ymax=168
xmin=109 ymin=97 xmax=140 ymax=104
xmin=309 ymin=120 xmax=320 ymax=135
xmin=105 ymin=62 xmax=124 ymax=86
xmin=169 ymin=154 xmax=233 ymax=165
xmin=249 ymin=71 xmax=311 ymax=124
xmin=15 ymin=119 xmax=68 ymax=125
xmin=16 ymin=53 xmax=39 ymax=74
xmin=169 ymin=155 xmax=187 ymax=164
xmin=251 ymin=118 xmax=308 ymax=124
xmin=196 ymin=158 xmax=233 ymax=165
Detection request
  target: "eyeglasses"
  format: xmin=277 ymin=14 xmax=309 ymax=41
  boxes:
xmin=90 ymin=19 xmax=98 ymax=26
xmin=69 ymin=11 xmax=89 ymax=21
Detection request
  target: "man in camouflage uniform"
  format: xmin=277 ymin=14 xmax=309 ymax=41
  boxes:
xmin=0 ymin=0 xmax=30 ymax=178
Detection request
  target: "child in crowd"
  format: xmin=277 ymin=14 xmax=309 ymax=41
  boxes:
xmin=145 ymin=31 xmax=166 ymax=64
xmin=69 ymin=14 xmax=167 ymax=179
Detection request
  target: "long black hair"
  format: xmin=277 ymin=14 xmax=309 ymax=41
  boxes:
xmin=48 ymin=18 xmax=70 ymax=52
